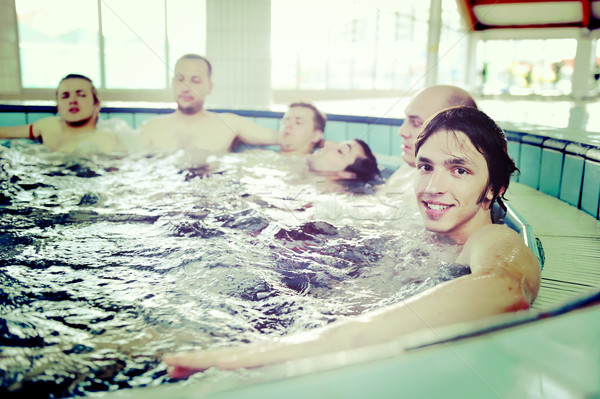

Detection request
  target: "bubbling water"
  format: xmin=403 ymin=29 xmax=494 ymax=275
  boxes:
xmin=0 ymin=141 xmax=465 ymax=398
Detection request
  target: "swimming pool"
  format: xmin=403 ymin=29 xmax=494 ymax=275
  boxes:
xmin=0 ymin=139 xmax=476 ymax=397
xmin=1 ymin=104 xmax=599 ymax=398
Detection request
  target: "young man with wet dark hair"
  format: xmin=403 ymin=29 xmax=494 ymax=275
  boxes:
xmin=163 ymin=106 xmax=540 ymax=377
xmin=343 ymin=139 xmax=380 ymax=182
xmin=0 ymin=73 xmax=119 ymax=153
xmin=307 ymin=139 xmax=380 ymax=182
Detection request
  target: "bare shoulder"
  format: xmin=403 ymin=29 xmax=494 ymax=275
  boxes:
xmin=211 ymin=111 xmax=246 ymax=126
xmin=35 ymin=116 xmax=63 ymax=141
xmin=140 ymin=114 xmax=173 ymax=130
xmin=35 ymin=116 xmax=61 ymax=131
xmin=458 ymin=223 xmax=541 ymax=297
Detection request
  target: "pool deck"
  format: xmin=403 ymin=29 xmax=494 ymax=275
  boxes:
xmin=507 ymin=182 xmax=600 ymax=309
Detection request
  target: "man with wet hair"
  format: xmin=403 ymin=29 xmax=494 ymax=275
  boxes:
xmin=279 ymin=102 xmax=326 ymax=155
xmin=307 ymin=139 xmax=380 ymax=182
xmin=139 ymin=54 xmax=279 ymax=154
xmin=0 ymin=74 xmax=119 ymax=152
xmin=162 ymin=106 xmax=540 ymax=377
xmin=378 ymin=84 xmax=477 ymax=197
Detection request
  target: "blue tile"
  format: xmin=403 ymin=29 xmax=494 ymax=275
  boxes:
xmin=134 ymin=113 xmax=159 ymax=128
xmin=539 ymin=148 xmax=564 ymax=197
xmin=324 ymin=121 xmax=346 ymax=142
xmin=347 ymin=123 xmax=370 ymax=142
xmin=559 ymin=154 xmax=584 ymax=207
xmin=391 ymin=126 xmax=403 ymax=157
xmin=507 ymin=141 xmax=521 ymax=182
xmin=519 ymin=144 xmax=542 ymax=189
xmin=0 ymin=113 xmax=27 ymax=126
xmin=28 ymin=112 xmax=54 ymax=123
xmin=255 ymin=117 xmax=279 ymax=130
xmin=581 ymin=159 xmax=600 ymax=219
xmin=367 ymin=124 xmax=392 ymax=155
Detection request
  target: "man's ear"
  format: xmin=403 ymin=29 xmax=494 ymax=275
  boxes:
xmin=311 ymin=130 xmax=324 ymax=143
xmin=487 ymin=186 xmax=505 ymax=201
xmin=336 ymin=170 xmax=357 ymax=180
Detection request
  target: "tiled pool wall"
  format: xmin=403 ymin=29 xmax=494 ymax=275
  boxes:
xmin=2 ymin=104 xmax=599 ymax=221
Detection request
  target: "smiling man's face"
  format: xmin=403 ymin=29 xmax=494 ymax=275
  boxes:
xmin=414 ymin=129 xmax=493 ymax=244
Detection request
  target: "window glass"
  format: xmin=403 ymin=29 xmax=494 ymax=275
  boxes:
xmin=438 ymin=0 xmax=469 ymax=87
xmin=480 ymin=39 xmax=576 ymax=96
xmin=166 ymin=1 xmax=206 ymax=78
xmin=271 ymin=0 xmax=429 ymax=91
xmin=101 ymin=0 xmax=166 ymax=89
xmin=16 ymin=0 xmax=100 ymax=88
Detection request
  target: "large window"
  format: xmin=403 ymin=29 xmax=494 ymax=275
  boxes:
xmin=16 ymin=0 xmax=101 ymax=88
xmin=479 ymin=39 xmax=577 ymax=96
xmin=271 ymin=0 xmax=465 ymax=92
xmin=16 ymin=0 xmax=206 ymax=90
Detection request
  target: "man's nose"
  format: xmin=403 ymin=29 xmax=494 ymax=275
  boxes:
xmin=398 ymin=122 xmax=411 ymax=139
xmin=424 ymin=170 xmax=446 ymax=194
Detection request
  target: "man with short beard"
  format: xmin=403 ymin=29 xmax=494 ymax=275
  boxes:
xmin=139 ymin=54 xmax=279 ymax=155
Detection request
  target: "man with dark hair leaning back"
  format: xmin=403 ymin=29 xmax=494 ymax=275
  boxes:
xmin=163 ymin=106 xmax=541 ymax=376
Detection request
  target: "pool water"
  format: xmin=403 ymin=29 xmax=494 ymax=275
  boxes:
xmin=0 ymin=141 xmax=467 ymax=398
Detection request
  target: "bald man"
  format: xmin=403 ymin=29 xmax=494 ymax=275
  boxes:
xmin=378 ymin=85 xmax=477 ymax=198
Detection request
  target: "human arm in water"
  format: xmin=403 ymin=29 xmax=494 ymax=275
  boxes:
xmin=0 ymin=117 xmax=62 ymax=142
xmin=164 ymin=224 xmax=540 ymax=378
xmin=0 ymin=123 xmax=39 ymax=140
xmin=225 ymin=113 xmax=279 ymax=147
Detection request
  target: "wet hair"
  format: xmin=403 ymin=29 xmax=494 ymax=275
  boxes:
xmin=414 ymin=106 xmax=518 ymax=212
xmin=57 ymin=74 xmax=99 ymax=105
xmin=177 ymin=54 xmax=213 ymax=78
xmin=344 ymin=139 xmax=380 ymax=182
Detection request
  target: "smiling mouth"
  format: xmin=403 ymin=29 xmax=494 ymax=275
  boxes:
xmin=425 ymin=202 xmax=451 ymax=211
xmin=422 ymin=201 xmax=454 ymax=218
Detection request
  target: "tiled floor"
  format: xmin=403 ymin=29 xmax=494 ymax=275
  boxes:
xmin=506 ymin=182 xmax=600 ymax=309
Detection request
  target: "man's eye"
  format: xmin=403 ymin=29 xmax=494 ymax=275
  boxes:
xmin=417 ymin=164 xmax=432 ymax=172
xmin=454 ymin=167 xmax=468 ymax=176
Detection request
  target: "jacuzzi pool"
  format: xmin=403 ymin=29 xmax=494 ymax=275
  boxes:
xmin=1 ymin=104 xmax=599 ymax=398
xmin=0 ymin=139 xmax=477 ymax=397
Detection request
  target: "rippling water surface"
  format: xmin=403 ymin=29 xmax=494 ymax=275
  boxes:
xmin=0 ymin=141 xmax=465 ymax=398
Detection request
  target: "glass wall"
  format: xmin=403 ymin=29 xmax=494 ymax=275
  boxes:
xmin=15 ymin=0 xmax=205 ymax=90
xmin=271 ymin=0 xmax=467 ymax=92
xmin=13 ymin=0 xmax=595 ymax=99
xmin=16 ymin=0 xmax=101 ymax=88
xmin=478 ymin=38 xmax=577 ymax=96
